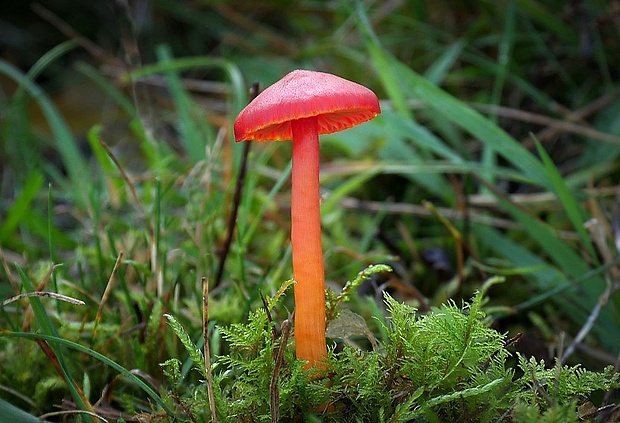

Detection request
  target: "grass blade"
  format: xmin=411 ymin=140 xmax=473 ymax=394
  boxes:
xmin=0 ymin=331 xmax=174 ymax=417
xmin=20 ymin=40 xmax=78 ymax=88
xmin=354 ymin=3 xmax=550 ymax=190
xmin=478 ymin=185 xmax=616 ymax=349
xmin=128 ymin=55 xmax=246 ymax=115
xmin=156 ymin=45 xmax=209 ymax=162
xmin=482 ymin=0 xmax=516 ymax=184
xmin=128 ymin=54 xmax=247 ymax=168
xmin=532 ymin=136 xmax=597 ymax=260
xmin=321 ymin=168 xmax=380 ymax=216
xmin=76 ymin=62 xmax=137 ymax=118
xmin=0 ymin=60 xmax=89 ymax=204
xmin=515 ymin=0 xmax=578 ymax=44
xmin=0 ymin=399 xmax=47 ymax=423
xmin=423 ymin=38 xmax=466 ymax=85
xmin=482 ymin=183 xmax=591 ymax=280
xmin=17 ymin=267 xmax=94 ymax=422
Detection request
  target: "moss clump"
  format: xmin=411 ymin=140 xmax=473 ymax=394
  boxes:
xmin=163 ymin=270 xmax=620 ymax=422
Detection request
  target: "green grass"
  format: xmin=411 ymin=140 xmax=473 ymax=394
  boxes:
xmin=1 ymin=0 xmax=620 ymax=421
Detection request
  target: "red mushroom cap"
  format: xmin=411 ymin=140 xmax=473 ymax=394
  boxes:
xmin=234 ymin=70 xmax=381 ymax=142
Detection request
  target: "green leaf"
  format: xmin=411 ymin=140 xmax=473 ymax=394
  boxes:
xmin=326 ymin=308 xmax=379 ymax=350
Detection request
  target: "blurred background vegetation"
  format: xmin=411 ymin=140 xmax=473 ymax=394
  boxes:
xmin=1 ymin=0 xmax=620 ymax=420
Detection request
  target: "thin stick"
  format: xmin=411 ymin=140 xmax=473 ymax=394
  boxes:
xmin=522 ymin=90 xmax=620 ymax=147
xmin=271 ymin=314 xmax=293 ymax=423
xmin=93 ymin=252 xmax=124 ymax=339
xmin=561 ymin=280 xmax=617 ymax=364
xmin=202 ymin=277 xmax=217 ymax=423
xmin=38 ymin=409 xmax=108 ymax=423
xmin=213 ymin=82 xmax=259 ymax=288
xmin=335 ymin=194 xmax=588 ymax=240
xmin=97 ymin=138 xmax=146 ymax=217
xmin=561 ymin=216 xmax=620 ymax=364
xmin=423 ymin=200 xmax=465 ymax=290
xmin=471 ymin=100 xmax=620 ymax=147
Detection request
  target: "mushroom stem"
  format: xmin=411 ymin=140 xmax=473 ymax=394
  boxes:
xmin=291 ymin=116 xmax=327 ymax=369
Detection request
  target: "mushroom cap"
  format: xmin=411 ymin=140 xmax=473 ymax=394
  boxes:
xmin=234 ymin=70 xmax=381 ymax=142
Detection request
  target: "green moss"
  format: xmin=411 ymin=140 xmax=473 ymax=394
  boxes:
xmin=161 ymin=272 xmax=620 ymax=422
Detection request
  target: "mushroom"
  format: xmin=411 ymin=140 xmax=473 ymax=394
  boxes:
xmin=234 ymin=69 xmax=381 ymax=368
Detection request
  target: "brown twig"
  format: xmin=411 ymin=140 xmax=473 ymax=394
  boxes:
xmin=522 ymin=90 xmax=620 ymax=147
xmin=213 ymin=82 xmax=259 ymax=288
xmin=472 ymin=102 xmax=620 ymax=147
xmin=270 ymin=314 xmax=293 ymax=423
xmin=202 ymin=277 xmax=218 ymax=423
xmin=33 ymin=338 xmax=95 ymax=415
xmin=335 ymin=195 xmax=582 ymax=240
xmin=560 ymin=217 xmax=620 ymax=364
xmin=39 ymin=409 xmax=108 ymax=423
xmin=407 ymin=91 xmax=620 ymax=147
xmin=423 ymin=200 xmax=465 ymax=289
xmin=96 ymin=138 xmax=146 ymax=217
xmin=93 ymin=251 xmax=124 ymax=340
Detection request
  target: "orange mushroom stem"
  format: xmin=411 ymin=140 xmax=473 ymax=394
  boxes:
xmin=234 ymin=70 xmax=380 ymax=369
xmin=290 ymin=116 xmax=327 ymax=368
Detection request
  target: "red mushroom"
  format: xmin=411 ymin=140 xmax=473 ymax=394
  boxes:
xmin=234 ymin=69 xmax=381 ymax=369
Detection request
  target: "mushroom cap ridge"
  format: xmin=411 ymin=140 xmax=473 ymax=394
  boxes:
xmin=234 ymin=70 xmax=381 ymax=142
